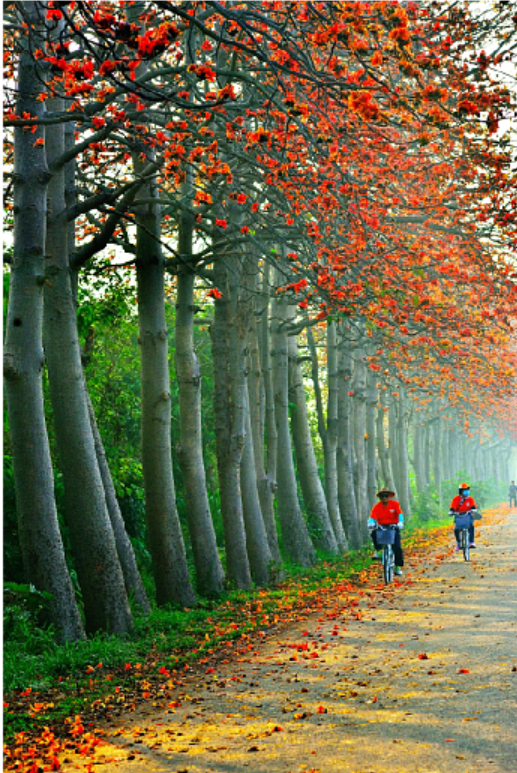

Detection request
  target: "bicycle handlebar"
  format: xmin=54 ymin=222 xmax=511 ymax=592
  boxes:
xmin=375 ymin=523 xmax=400 ymax=529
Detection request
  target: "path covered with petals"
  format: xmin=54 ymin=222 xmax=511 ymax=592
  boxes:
xmin=6 ymin=507 xmax=517 ymax=773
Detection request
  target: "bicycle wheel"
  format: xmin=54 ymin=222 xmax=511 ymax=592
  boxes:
xmin=462 ymin=528 xmax=470 ymax=562
xmin=383 ymin=544 xmax=394 ymax=584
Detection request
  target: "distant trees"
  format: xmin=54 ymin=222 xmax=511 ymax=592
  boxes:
xmin=3 ymin=1 xmax=517 ymax=639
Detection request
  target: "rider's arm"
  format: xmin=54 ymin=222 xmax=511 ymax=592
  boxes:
xmin=368 ymin=503 xmax=380 ymax=529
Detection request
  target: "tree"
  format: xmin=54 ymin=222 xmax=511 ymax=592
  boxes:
xmin=3 ymin=0 xmax=85 ymax=643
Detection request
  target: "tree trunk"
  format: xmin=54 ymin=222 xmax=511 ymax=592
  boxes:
xmin=248 ymin=256 xmax=282 ymax=564
xmin=458 ymin=430 xmax=468 ymax=477
xmin=86 ymin=393 xmax=151 ymax=614
xmin=423 ymin=422 xmax=431 ymax=487
xmin=441 ymin=424 xmax=451 ymax=482
xmin=211 ymin=251 xmax=253 ymax=589
xmin=175 ymin=209 xmax=225 ymax=598
xmin=376 ymin=390 xmax=394 ymax=490
xmin=351 ymin=346 xmax=369 ymax=542
xmin=241 ymin=385 xmax=272 ymax=586
xmin=306 ymin=323 xmax=348 ymax=551
xmin=44 ymin=91 xmax=133 ymax=634
xmin=271 ymin=279 xmax=316 ymax=567
xmin=238 ymin=255 xmax=273 ymax=585
xmin=365 ymin=369 xmax=378 ymax=511
xmin=432 ymin=418 xmax=442 ymax=488
xmin=449 ymin=427 xmax=459 ymax=479
xmin=3 ymin=2 xmax=85 ymax=642
xmin=337 ymin=334 xmax=362 ymax=548
xmin=397 ymin=387 xmax=412 ymax=519
xmin=67 ymin=103 xmax=148 ymax=616
xmin=389 ymin=392 xmax=401 ymax=497
xmin=288 ymin=323 xmax=338 ymax=554
xmin=133 ymin=158 xmax=196 ymax=608
xmin=413 ymin=415 xmax=425 ymax=493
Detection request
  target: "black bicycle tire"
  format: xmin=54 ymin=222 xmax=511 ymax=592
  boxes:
xmin=383 ymin=544 xmax=393 ymax=584
xmin=462 ymin=528 xmax=470 ymax=561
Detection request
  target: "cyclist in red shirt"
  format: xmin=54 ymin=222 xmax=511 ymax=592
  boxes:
xmin=449 ymin=483 xmax=478 ymax=551
xmin=368 ymin=487 xmax=404 ymax=576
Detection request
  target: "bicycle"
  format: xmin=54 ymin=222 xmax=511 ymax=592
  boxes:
xmin=453 ymin=511 xmax=474 ymax=562
xmin=375 ymin=524 xmax=398 ymax=584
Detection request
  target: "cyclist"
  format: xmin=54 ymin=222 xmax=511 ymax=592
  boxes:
xmin=509 ymin=480 xmax=517 ymax=508
xmin=449 ymin=483 xmax=478 ymax=551
xmin=368 ymin=487 xmax=404 ymax=576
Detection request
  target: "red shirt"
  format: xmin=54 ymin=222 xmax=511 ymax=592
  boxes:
xmin=370 ymin=499 xmax=402 ymax=526
xmin=450 ymin=495 xmax=477 ymax=513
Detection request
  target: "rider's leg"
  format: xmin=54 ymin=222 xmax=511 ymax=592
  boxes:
xmin=393 ymin=530 xmax=404 ymax=567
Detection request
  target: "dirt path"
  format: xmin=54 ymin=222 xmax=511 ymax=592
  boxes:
xmin=65 ymin=510 xmax=517 ymax=773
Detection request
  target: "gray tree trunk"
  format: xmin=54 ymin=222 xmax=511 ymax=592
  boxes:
xmin=465 ymin=439 xmax=475 ymax=480
xmin=365 ymin=369 xmax=378 ymax=511
xmin=125 ymin=3 xmax=195 ymax=607
xmin=211 ymin=250 xmax=253 ymax=589
xmin=458 ymin=431 xmax=468 ymax=477
xmin=441 ymin=425 xmax=451 ymax=481
xmin=432 ymin=418 xmax=442 ymax=488
xmin=376 ymin=391 xmax=394 ymax=490
xmin=389 ymin=393 xmax=401 ymax=497
xmin=44 ymin=91 xmax=133 ymax=634
xmin=241 ymin=385 xmax=272 ymax=586
xmin=256 ymin=262 xmax=282 ymax=564
xmin=397 ymin=388 xmax=412 ymax=519
xmin=423 ymin=422 xmax=431 ymax=487
xmin=238 ymin=256 xmax=273 ymax=585
xmin=86 ymin=394 xmax=151 ymax=614
xmin=271 ymin=280 xmax=316 ymax=567
xmin=64 ymin=102 xmax=149 ymax=617
xmin=413 ymin=416 xmax=425 ymax=493
xmin=288 ymin=323 xmax=338 ymax=553
xmin=432 ymin=414 xmax=444 ymax=511
xmin=175 ymin=208 xmax=225 ymax=598
xmin=133 ymin=158 xmax=196 ymax=608
xmin=449 ymin=427 xmax=459 ymax=479
xmin=351 ymin=346 xmax=369 ymax=542
xmin=3 ymin=2 xmax=85 ymax=642
xmin=306 ymin=323 xmax=348 ymax=551
xmin=337 ymin=334 xmax=362 ymax=548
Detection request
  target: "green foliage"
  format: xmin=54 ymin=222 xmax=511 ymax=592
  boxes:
xmin=411 ymin=482 xmax=444 ymax=523
xmin=3 ymin=583 xmax=59 ymax=692
xmin=412 ymin=474 xmax=508 ymax=524
xmin=3 ymin=457 xmax=24 ymax=582
xmin=4 ymin=582 xmax=54 ymax=637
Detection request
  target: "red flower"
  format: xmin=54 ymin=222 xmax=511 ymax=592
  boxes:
xmin=207 ymin=288 xmax=223 ymax=300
